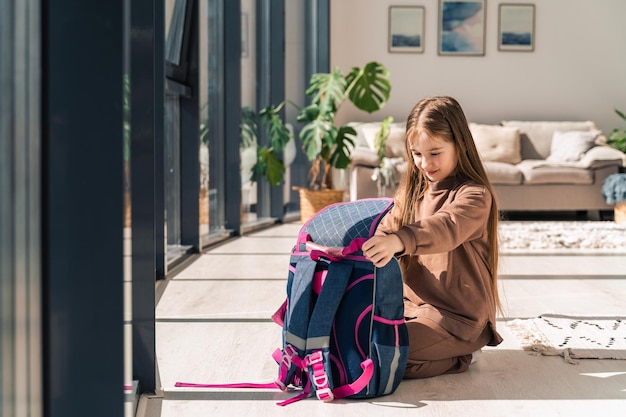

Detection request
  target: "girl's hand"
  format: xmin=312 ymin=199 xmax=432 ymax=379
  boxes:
xmin=362 ymin=234 xmax=404 ymax=267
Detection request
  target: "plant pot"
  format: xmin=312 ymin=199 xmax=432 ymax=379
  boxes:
xmin=615 ymin=201 xmax=626 ymax=224
xmin=199 ymin=187 xmax=209 ymax=225
xmin=124 ymin=189 xmax=131 ymax=228
xmin=295 ymin=187 xmax=345 ymax=223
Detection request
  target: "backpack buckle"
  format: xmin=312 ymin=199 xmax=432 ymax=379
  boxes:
xmin=275 ymin=344 xmax=301 ymax=391
xmin=315 ymin=387 xmax=334 ymax=402
xmin=306 ymin=350 xmax=323 ymax=366
xmin=306 ymin=350 xmax=334 ymax=402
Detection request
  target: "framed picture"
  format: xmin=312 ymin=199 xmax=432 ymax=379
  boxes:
xmin=498 ymin=4 xmax=535 ymax=52
xmin=438 ymin=0 xmax=486 ymax=56
xmin=388 ymin=6 xmax=425 ymax=53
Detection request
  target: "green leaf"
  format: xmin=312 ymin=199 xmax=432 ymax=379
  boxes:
xmin=299 ymin=118 xmax=333 ymax=162
xmin=252 ymin=146 xmax=285 ymax=186
xmin=608 ymin=128 xmax=626 ymax=153
xmin=345 ymin=61 xmax=391 ymax=113
xmin=609 ymin=109 xmax=626 ymax=153
xmin=296 ymin=104 xmax=322 ymax=124
xmin=266 ymin=116 xmax=290 ymax=154
xmin=240 ymin=106 xmax=258 ymax=148
xmin=306 ymin=67 xmax=346 ymax=113
xmin=375 ymin=116 xmax=395 ymax=162
xmin=259 ymin=103 xmax=290 ymax=153
xmin=328 ymin=125 xmax=356 ymax=169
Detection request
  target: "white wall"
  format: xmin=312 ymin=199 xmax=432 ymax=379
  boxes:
xmin=330 ymin=0 xmax=626 ymax=135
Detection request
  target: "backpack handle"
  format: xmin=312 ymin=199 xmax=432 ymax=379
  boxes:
xmin=306 ymin=237 xmax=369 ymax=262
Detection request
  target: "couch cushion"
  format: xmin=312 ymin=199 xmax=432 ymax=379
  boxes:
xmin=516 ymin=160 xmax=594 ymax=185
xmin=360 ymin=123 xmax=407 ymax=159
xmin=385 ymin=126 xmax=408 ymax=159
xmin=350 ymin=147 xmax=381 ymax=167
xmin=483 ymin=161 xmax=523 ymax=185
xmin=579 ymin=145 xmax=626 ymax=168
xmin=501 ymin=120 xmax=600 ymax=160
xmin=348 ymin=122 xmax=384 ymax=148
xmin=547 ymin=130 xmax=599 ymax=163
xmin=469 ymin=123 xmax=522 ymax=164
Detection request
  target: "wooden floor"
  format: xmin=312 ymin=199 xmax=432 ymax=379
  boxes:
xmin=137 ymin=221 xmax=626 ymax=417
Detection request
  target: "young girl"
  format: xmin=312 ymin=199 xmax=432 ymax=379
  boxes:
xmin=362 ymin=96 xmax=503 ymax=379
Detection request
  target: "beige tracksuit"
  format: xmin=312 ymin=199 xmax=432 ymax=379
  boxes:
xmin=376 ymin=175 xmax=503 ymax=378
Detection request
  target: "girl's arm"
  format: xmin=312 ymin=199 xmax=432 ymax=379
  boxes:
xmin=395 ymin=185 xmax=491 ymax=256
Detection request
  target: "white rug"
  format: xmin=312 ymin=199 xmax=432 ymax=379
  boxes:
xmin=506 ymin=314 xmax=626 ymax=364
xmin=498 ymin=221 xmax=626 ymax=254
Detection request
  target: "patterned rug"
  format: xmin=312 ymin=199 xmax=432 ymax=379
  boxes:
xmin=498 ymin=221 xmax=626 ymax=254
xmin=506 ymin=314 xmax=626 ymax=364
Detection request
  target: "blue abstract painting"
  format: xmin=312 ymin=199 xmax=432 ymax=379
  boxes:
xmin=439 ymin=1 xmax=485 ymax=55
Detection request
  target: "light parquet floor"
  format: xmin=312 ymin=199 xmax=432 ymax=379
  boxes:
xmin=138 ymin=221 xmax=626 ymax=417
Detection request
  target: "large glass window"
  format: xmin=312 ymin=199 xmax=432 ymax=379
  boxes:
xmin=1 ymin=1 xmax=42 ymax=414
xmin=203 ymin=0 xmax=229 ymax=241
xmin=165 ymin=0 xmax=194 ymax=261
xmin=240 ymin=0 xmax=257 ymax=225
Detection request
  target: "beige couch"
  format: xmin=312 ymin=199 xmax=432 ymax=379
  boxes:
xmin=348 ymin=120 xmax=626 ymax=213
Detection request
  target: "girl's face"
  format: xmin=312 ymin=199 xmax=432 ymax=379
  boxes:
xmin=409 ymin=130 xmax=459 ymax=182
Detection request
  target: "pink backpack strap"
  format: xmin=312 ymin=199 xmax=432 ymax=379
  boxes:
xmin=305 ymin=350 xmax=334 ymax=402
xmin=342 ymin=237 xmax=368 ymax=255
xmin=174 ymin=381 xmax=278 ymax=389
xmin=331 ymin=358 xmax=374 ymax=398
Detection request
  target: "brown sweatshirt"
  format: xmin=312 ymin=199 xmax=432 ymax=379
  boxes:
xmin=377 ymin=175 xmax=503 ymax=346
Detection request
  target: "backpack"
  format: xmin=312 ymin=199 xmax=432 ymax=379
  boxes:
xmin=270 ymin=197 xmax=409 ymax=405
xmin=176 ymin=198 xmax=408 ymax=406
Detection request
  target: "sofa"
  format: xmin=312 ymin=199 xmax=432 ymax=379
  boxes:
xmin=348 ymin=120 xmax=626 ymax=213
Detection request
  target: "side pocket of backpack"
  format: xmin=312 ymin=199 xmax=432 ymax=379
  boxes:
xmin=369 ymin=317 xmax=409 ymax=396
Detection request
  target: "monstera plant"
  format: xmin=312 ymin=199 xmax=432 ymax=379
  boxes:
xmin=253 ymin=61 xmax=392 ymax=190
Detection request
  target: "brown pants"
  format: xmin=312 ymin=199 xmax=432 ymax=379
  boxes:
xmin=403 ymin=318 xmax=491 ymax=379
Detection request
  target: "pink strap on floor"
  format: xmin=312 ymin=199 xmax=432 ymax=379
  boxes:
xmin=331 ymin=359 xmax=374 ymax=399
xmin=174 ymin=381 xmax=279 ymax=389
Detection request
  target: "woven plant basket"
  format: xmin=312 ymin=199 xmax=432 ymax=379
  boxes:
xmin=296 ymin=187 xmax=345 ymax=223
xmin=615 ymin=201 xmax=626 ymax=224
xmin=124 ymin=190 xmax=131 ymax=228
xmin=199 ymin=187 xmax=209 ymax=226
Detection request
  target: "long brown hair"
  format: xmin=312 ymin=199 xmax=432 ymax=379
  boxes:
xmin=395 ymin=96 xmax=502 ymax=312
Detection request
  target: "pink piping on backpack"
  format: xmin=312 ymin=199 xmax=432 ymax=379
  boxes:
xmin=355 ymin=305 xmax=405 ymax=357
xmin=346 ymin=273 xmax=373 ymax=291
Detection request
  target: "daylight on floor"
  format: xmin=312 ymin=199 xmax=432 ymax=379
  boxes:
xmin=2 ymin=1 xmax=625 ymax=417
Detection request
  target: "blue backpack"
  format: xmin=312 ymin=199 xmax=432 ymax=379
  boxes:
xmin=271 ymin=198 xmax=409 ymax=405
xmin=176 ymin=198 xmax=408 ymax=406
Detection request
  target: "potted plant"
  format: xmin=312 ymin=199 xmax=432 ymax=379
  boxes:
xmin=602 ymin=173 xmax=626 ymax=223
xmin=253 ymin=61 xmax=392 ymax=221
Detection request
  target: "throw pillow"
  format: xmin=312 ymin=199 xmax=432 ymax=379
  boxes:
xmin=469 ymin=123 xmax=522 ymax=164
xmin=384 ymin=126 xmax=407 ymax=159
xmin=546 ymin=130 xmax=599 ymax=163
xmin=501 ymin=120 xmax=599 ymax=160
xmin=361 ymin=123 xmax=407 ymax=159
